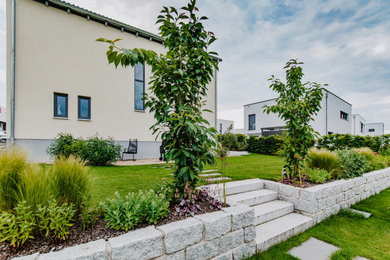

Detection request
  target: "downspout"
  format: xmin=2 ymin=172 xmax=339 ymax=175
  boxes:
xmin=325 ymin=92 xmax=328 ymax=135
xmin=214 ymin=67 xmax=218 ymax=129
xmin=10 ymin=0 xmax=16 ymax=144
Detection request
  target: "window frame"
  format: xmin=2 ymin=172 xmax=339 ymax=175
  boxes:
xmin=78 ymin=96 xmax=91 ymax=120
xmin=368 ymin=128 xmax=375 ymax=132
xmin=248 ymin=114 xmax=256 ymax=131
xmin=340 ymin=111 xmax=349 ymax=121
xmin=53 ymin=93 xmax=68 ymax=118
xmin=134 ymin=62 xmax=145 ymax=111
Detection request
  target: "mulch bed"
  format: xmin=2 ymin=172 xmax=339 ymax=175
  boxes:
xmin=1 ymin=200 xmax=225 ymax=260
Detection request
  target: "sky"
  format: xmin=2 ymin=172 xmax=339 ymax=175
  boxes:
xmin=1 ymin=0 xmax=390 ymax=131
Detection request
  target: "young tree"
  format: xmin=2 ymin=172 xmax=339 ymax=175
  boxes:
xmin=97 ymin=0 xmax=219 ymax=194
xmin=264 ymin=59 xmax=325 ymax=180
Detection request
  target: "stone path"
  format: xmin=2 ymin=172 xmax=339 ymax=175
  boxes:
xmin=288 ymin=237 xmax=339 ymax=260
xmin=350 ymin=209 xmax=372 ymax=218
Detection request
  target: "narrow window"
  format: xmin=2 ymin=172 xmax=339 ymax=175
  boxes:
xmin=134 ymin=62 xmax=145 ymax=111
xmin=340 ymin=111 xmax=349 ymax=120
xmin=219 ymin=123 xmax=223 ymax=134
xmin=360 ymin=122 xmax=365 ymax=133
xmin=369 ymin=129 xmax=375 ymax=132
xmin=54 ymin=93 xmax=68 ymax=118
xmin=248 ymin=114 xmax=256 ymax=130
xmin=78 ymin=96 xmax=91 ymax=120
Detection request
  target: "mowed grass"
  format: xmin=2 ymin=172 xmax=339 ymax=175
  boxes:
xmin=251 ymin=188 xmax=390 ymax=260
xmin=88 ymin=153 xmax=284 ymax=204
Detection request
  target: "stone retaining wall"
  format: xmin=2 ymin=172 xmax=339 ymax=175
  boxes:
xmin=15 ymin=205 xmax=256 ymax=260
xmin=263 ymin=168 xmax=390 ymax=224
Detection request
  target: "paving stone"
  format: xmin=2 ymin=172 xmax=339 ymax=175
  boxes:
xmin=157 ymin=217 xmax=203 ymax=253
xmin=206 ymin=177 xmax=232 ymax=182
xmin=202 ymin=169 xmax=218 ymax=173
xmin=194 ymin=211 xmax=231 ymax=240
xmin=350 ymin=209 xmax=372 ymax=218
xmin=109 ymin=226 xmax=163 ymax=260
xmin=232 ymin=241 xmax=256 ymax=260
xmin=288 ymin=237 xmax=339 ymax=260
xmin=38 ymin=239 xmax=108 ymax=260
xmin=199 ymin=173 xmax=221 ymax=177
xmin=223 ymin=204 xmax=254 ymax=230
xmin=353 ymin=256 xmax=370 ymax=260
xmin=186 ymin=238 xmax=219 ymax=260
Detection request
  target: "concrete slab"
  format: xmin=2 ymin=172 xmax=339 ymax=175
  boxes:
xmin=202 ymin=169 xmax=218 ymax=173
xmin=199 ymin=173 xmax=221 ymax=177
xmin=350 ymin=209 xmax=372 ymax=218
xmin=252 ymin=200 xmax=294 ymax=225
xmin=227 ymin=189 xmax=277 ymax=206
xmin=288 ymin=237 xmax=339 ymax=260
xmin=206 ymin=177 xmax=232 ymax=182
xmin=353 ymin=257 xmax=370 ymax=260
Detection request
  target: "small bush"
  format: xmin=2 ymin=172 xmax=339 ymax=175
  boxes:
xmin=47 ymin=133 xmax=79 ymax=159
xmin=247 ymin=135 xmax=284 ymax=155
xmin=353 ymin=147 xmax=374 ymax=161
xmin=79 ymin=136 xmax=121 ymax=166
xmin=35 ymin=200 xmax=75 ymax=241
xmin=305 ymin=168 xmax=332 ymax=184
xmin=51 ymin=156 xmax=91 ymax=215
xmin=306 ymin=148 xmax=340 ymax=172
xmin=0 ymin=148 xmax=30 ymax=211
xmin=0 ymin=201 xmax=35 ymax=248
xmin=138 ymin=190 xmax=170 ymax=224
xmin=337 ymin=149 xmax=370 ymax=179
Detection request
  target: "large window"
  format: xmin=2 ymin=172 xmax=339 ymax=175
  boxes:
xmin=78 ymin=96 xmax=91 ymax=120
xmin=340 ymin=111 xmax=349 ymax=121
xmin=248 ymin=114 xmax=256 ymax=130
xmin=54 ymin=93 xmax=68 ymax=118
xmin=134 ymin=62 xmax=145 ymax=111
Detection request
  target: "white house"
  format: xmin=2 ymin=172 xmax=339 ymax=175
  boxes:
xmin=244 ymin=89 xmax=352 ymax=137
xmin=0 ymin=105 xmax=6 ymax=131
xmin=6 ymin=0 xmax=218 ymax=162
xmin=217 ymin=119 xmax=234 ymax=134
xmin=352 ymin=114 xmax=366 ymax=136
xmin=366 ymin=123 xmax=385 ymax=137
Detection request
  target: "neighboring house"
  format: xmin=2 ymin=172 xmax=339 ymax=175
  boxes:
xmin=244 ymin=89 xmax=352 ymax=137
xmin=366 ymin=123 xmax=385 ymax=137
xmin=217 ymin=119 xmax=234 ymax=134
xmin=0 ymin=105 xmax=6 ymax=131
xmin=234 ymin=128 xmax=245 ymax=135
xmin=352 ymin=114 xmax=366 ymax=136
xmin=6 ymin=0 xmax=218 ymax=162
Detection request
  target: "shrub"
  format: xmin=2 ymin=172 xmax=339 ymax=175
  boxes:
xmin=51 ymin=156 xmax=91 ymax=215
xmin=247 ymin=135 xmax=284 ymax=155
xmin=35 ymin=200 xmax=75 ymax=241
xmin=317 ymin=134 xmax=390 ymax=152
xmin=138 ymin=190 xmax=170 ymax=224
xmin=353 ymin=147 xmax=374 ymax=161
xmin=0 ymin=148 xmax=30 ymax=211
xmin=47 ymin=133 xmax=79 ymax=159
xmin=217 ymin=132 xmax=247 ymax=151
xmin=79 ymin=136 xmax=121 ymax=166
xmin=0 ymin=201 xmax=35 ymax=248
xmin=306 ymin=148 xmax=340 ymax=173
xmin=337 ymin=149 xmax=370 ymax=179
xmin=305 ymin=168 xmax=332 ymax=184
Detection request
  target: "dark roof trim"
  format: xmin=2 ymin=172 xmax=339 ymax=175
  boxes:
xmin=34 ymin=0 xmax=164 ymax=44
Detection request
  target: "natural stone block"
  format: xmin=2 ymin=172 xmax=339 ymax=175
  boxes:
xmin=279 ymin=184 xmax=300 ymax=198
xmin=263 ymin=180 xmax=280 ymax=193
xmin=186 ymin=239 xmax=219 ymax=260
xmin=38 ymin=239 xmax=108 ymax=260
xmin=300 ymin=189 xmax=318 ymax=202
xmin=219 ymin=229 xmax=244 ymax=253
xmin=232 ymin=241 xmax=257 ymax=260
xmin=295 ymin=199 xmax=318 ymax=214
xmin=244 ymin=225 xmax=256 ymax=243
xmin=211 ymin=251 xmax=232 ymax=260
xmin=157 ymin=217 xmax=202 ymax=254
xmin=354 ymin=177 xmax=365 ymax=186
xmin=155 ymin=250 xmax=184 ymax=260
xmin=222 ymin=205 xmax=254 ymax=231
xmin=109 ymin=226 xmax=163 ymax=260
xmin=194 ymin=211 xmax=231 ymax=240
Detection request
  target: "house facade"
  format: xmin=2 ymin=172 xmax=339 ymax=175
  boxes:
xmin=244 ymin=89 xmax=352 ymax=137
xmin=366 ymin=123 xmax=385 ymax=137
xmin=217 ymin=119 xmax=234 ymax=134
xmin=352 ymin=114 xmax=366 ymax=136
xmin=6 ymin=0 xmax=218 ymax=162
xmin=0 ymin=105 xmax=6 ymax=131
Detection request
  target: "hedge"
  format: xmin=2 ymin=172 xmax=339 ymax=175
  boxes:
xmin=316 ymin=134 xmax=390 ymax=152
xmin=247 ymin=135 xmax=284 ymax=155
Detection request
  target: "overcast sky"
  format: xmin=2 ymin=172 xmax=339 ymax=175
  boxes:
xmin=1 ymin=0 xmax=390 ymax=131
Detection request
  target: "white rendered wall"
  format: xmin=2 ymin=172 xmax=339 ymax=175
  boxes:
xmin=366 ymin=123 xmax=384 ymax=136
xmin=217 ymin=119 xmax=234 ymax=134
xmin=352 ymin=114 xmax=366 ymax=136
xmin=0 ymin=105 xmax=5 ymax=123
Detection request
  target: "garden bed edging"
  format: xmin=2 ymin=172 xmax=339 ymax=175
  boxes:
xmin=13 ymin=205 xmax=256 ymax=260
xmin=263 ymin=168 xmax=390 ymax=224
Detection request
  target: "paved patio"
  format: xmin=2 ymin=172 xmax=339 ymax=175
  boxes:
xmin=114 ymin=158 xmax=169 ymax=166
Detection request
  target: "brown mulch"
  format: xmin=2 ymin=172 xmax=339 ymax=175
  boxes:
xmin=1 ymin=201 xmax=225 ymax=260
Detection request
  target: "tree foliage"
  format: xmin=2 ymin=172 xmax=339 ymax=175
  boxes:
xmin=97 ymin=0 xmax=219 ymax=193
xmin=264 ymin=59 xmax=324 ymax=179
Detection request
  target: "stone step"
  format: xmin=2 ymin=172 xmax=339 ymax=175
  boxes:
xmin=201 ymin=169 xmax=218 ymax=173
xmin=204 ymin=179 xmax=264 ymax=197
xmin=205 ymin=177 xmax=232 ymax=182
xmin=199 ymin=173 xmax=221 ymax=177
xmin=256 ymin=213 xmax=313 ymax=252
xmin=226 ymin=189 xmax=277 ymax=206
xmin=252 ymin=200 xmax=294 ymax=225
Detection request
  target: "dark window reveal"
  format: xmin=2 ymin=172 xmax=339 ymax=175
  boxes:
xmin=54 ymin=93 xmax=68 ymax=118
xmin=134 ymin=62 xmax=145 ymax=111
xmin=78 ymin=96 xmax=91 ymax=120
xmin=340 ymin=111 xmax=349 ymax=120
xmin=248 ymin=114 xmax=256 ymax=130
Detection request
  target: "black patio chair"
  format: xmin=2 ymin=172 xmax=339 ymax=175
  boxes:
xmin=122 ymin=139 xmax=138 ymax=161
xmin=159 ymin=140 xmax=167 ymax=161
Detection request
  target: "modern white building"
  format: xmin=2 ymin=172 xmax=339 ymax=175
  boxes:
xmin=217 ymin=119 xmax=234 ymax=134
xmin=6 ymin=0 xmax=218 ymax=162
xmin=244 ymin=89 xmax=352 ymax=137
xmin=0 ymin=105 xmax=6 ymax=131
xmin=352 ymin=114 xmax=366 ymax=136
xmin=366 ymin=123 xmax=385 ymax=137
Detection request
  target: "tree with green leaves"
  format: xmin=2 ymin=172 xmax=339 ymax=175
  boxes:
xmin=97 ymin=0 xmax=219 ymax=194
xmin=264 ymin=59 xmax=325 ymax=180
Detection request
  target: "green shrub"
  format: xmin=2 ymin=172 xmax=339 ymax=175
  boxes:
xmin=79 ymin=136 xmax=121 ymax=166
xmin=138 ymin=190 xmax=170 ymax=224
xmin=51 ymin=156 xmax=91 ymax=215
xmin=353 ymin=147 xmax=374 ymax=161
xmin=306 ymin=148 xmax=340 ymax=173
xmin=247 ymin=135 xmax=284 ymax=155
xmin=0 ymin=149 xmax=30 ymax=211
xmin=217 ymin=132 xmax=247 ymax=151
xmin=337 ymin=149 xmax=370 ymax=179
xmin=317 ymin=134 xmax=390 ymax=152
xmin=0 ymin=201 xmax=35 ymax=248
xmin=35 ymin=200 xmax=75 ymax=241
xmin=305 ymin=168 xmax=332 ymax=184
xmin=47 ymin=133 xmax=79 ymax=159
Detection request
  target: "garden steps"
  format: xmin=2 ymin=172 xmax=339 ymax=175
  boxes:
xmin=199 ymin=172 xmax=221 ymax=177
xmin=205 ymin=178 xmax=263 ymax=197
xmin=252 ymin=200 xmax=294 ymax=225
xmin=226 ymin=189 xmax=277 ymax=206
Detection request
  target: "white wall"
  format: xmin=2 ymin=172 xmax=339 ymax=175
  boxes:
xmin=366 ymin=123 xmax=384 ymax=136
xmin=243 ymin=90 xmax=352 ymax=136
xmin=352 ymin=114 xmax=366 ymax=136
xmin=0 ymin=105 xmax=5 ymax=123
xmin=217 ymin=119 xmax=234 ymax=134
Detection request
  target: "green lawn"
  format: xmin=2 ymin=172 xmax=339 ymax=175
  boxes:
xmin=251 ymin=188 xmax=390 ymax=260
xmin=89 ymin=154 xmax=284 ymax=204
